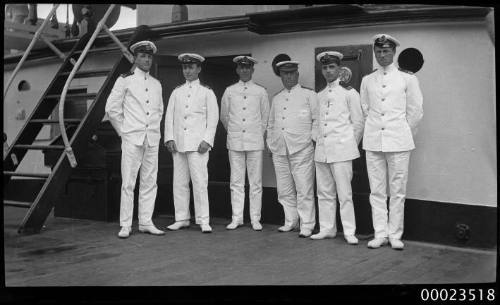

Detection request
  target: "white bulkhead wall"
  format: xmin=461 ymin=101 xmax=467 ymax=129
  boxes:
xmin=153 ymin=20 xmax=496 ymax=208
xmin=137 ymin=5 xmax=290 ymax=25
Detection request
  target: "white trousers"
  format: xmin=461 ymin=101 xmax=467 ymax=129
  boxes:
xmin=120 ymin=138 xmax=159 ymax=227
xmin=366 ymin=150 xmax=411 ymax=240
xmin=172 ymin=151 xmax=210 ymax=225
xmin=272 ymin=144 xmax=316 ymax=230
xmin=315 ymin=160 xmax=356 ymax=236
xmin=228 ymin=150 xmax=263 ymax=223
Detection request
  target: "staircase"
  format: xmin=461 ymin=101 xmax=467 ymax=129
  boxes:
xmin=3 ymin=25 xmax=154 ymax=234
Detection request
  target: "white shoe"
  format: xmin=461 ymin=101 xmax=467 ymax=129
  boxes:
xmin=201 ymin=224 xmax=212 ymax=233
xmin=138 ymin=224 xmax=165 ymax=235
xmin=344 ymin=235 xmax=359 ymax=245
xmin=298 ymin=228 xmax=313 ymax=238
xmin=367 ymin=237 xmax=389 ymax=249
xmin=167 ymin=221 xmax=190 ymax=231
xmin=226 ymin=221 xmax=243 ymax=230
xmin=389 ymin=238 xmax=404 ymax=250
xmin=118 ymin=226 xmax=132 ymax=239
xmin=251 ymin=222 xmax=263 ymax=231
xmin=310 ymin=231 xmax=336 ymax=240
xmin=278 ymin=223 xmax=298 ymax=232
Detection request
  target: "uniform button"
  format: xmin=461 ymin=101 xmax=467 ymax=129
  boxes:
xmin=243 ymin=107 xmax=246 ymax=110
xmin=381 ymin=113 xmax=385 ymax=116
xmin=146 ymin=124 xmax=149 ymax=128
xmin=282 ymin=128 xmax=285 ymax=130
xmin=184 ymin=116 xmax=187 ymax=119
xmin=242 ymin=118 xmax=246 ymax=122
xmin=326 ymin=112 xmax=329 ymax=115
xmin=329 ymin=90 xmax=332 ymax=93
xmin=185 ymin=105 xmax=188 ymax=108
xmin=244 ymin=96 xmax=247 ymax=99
xmin=243 ymin=130 xmax=246 ymax=132
xmin=384 ymin=72 xmax=387 ymax=75
xmin=382 ymin=98 xmax=385 ymax=101
xmin=244 ymin=87 xmax=247 ymax=90
xmin=382 ymin=85 xmax=386 ymax=88
xmin=147 ymin=112 xmax=150 ymax=115
xmin=381 ymin=128 xmax=385 ymax=130
xmin=188 ymin=94 xmax=191 ymax=98
xmin=144 ymin=77 xmax=147 ymax=80
xmin=184 ymin=128 xmax=187 ymax=131
xmin=284 ymin=107 xmax=287 ymax=110
xmin=324 ymin=123 xmax=327 ymax=126
xmin=324 ymin=135 xmax=327 ymax=138
xmin=189 ymin=86 xmax=192 ymax=89
xmin=286 ymin=98 xmax=289 ymax=101
xmin=146 ymin=88 xmax=148 ymax=91
xmin=282 ymin=117 xmax=285 ymax=120
xmin=146 ymin=100 xmax=149 ymax=104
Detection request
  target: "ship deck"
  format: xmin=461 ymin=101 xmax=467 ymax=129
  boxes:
xmin=4 ymin=206 xmax=496 ymax=286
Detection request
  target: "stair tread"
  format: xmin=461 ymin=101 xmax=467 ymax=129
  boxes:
xmin=45 ymin=93 xmax=97 ymax=99
xmin=4 ymin=171 xmax=50 ymax=178
xmin=74 ymin=46 xmax=121 ymax=54
xmin=30 ymin=119 xmax=82 ymax=124
xmin=4 ymin=200 xmax=32 ymax=208
xmin=13 ymin=144 xmax=65 ymax=150
xmin=59 ymin=69 xmax=111 ymax=78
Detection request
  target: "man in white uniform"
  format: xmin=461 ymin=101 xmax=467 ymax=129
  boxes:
xmin=220 ymin=56 xmax=270 ymax=231
xmin=164 ymin=53 xmax=219 ymax=233
xmin=361 ymin=34 xmax=424 ymax=250
xmin=105 ymin=40 xmax=165 ymax=238
xmin=310 ymin=51 xmax=364 ymax=245
xmin=267 ymin=60 xmax=318 ymax=238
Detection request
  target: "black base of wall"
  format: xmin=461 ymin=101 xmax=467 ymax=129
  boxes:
xmin=6 ymin=179 xmax=497 ymax=249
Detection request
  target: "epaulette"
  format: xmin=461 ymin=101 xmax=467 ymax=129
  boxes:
xmin=175 ymin=84 xmax=183 ymax=90
xmin=398 ymin=68 xmax=414 ymax=75
xmin=254 ymin=82 xmax=267 ymax=90
xmin=301 ymin=86 xmax=314 ymax=91
xmin=273 ymin=88 xmax=286 ymax=97
xmin=200 ymin=83 xmax=212 ymax=90
xmin=120 ymin=71 xmax=134 ymax=78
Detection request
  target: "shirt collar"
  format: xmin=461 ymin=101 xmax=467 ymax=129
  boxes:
xmin=238 ymin=79 xmax=254 ymax=86
xmin=327 ymin=79 xmax=340 ymax=88
xmin=380 ymin=63 xmax=397 ymax=73
xmin=185 ymin=78 xmax=200 ymax=86
xmin=285 ymin=83 xmax=301 ymax=93
xmin=133 ymin=67 xmax=150 ymax=78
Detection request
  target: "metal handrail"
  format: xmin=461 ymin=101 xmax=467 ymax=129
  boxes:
xmin=4 ymin=4 xmax=61 ymax=98
xmin=57 ymin=4 xmax=134 ymax=168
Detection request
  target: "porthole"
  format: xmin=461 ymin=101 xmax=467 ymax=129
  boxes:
xmin=17 ymin=80 xmax=30 ymax=91
xmin=398 ymin=48 xmax=424 ymax=73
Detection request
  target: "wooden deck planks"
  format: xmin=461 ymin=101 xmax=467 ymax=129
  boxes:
xmin=4 ymin=207 xmax=496 ymax=286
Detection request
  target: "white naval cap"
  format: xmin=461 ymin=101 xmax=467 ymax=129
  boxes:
xmin=316 ymin=51 xmax=343 ymax=64
xmin=372 ymin=34 xmax=401 ymax=48
xmin=178 ymin=53 xmax=205 ymax=64
xmin=233 ymin=55 xmax=258 ymax=65
xmin=130 ymin=40 xmax=158 ymax=55
xmin=276 ymin=60 xmax=299 ymax=72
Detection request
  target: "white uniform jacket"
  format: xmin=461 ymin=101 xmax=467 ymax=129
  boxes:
xmin=164 ymin=79 xmax=219 ymax=152
xmin=360 ymin=63 xmax=423 ymax=152
xmin=266 ymin=84 xmax=319 ymax=155
xmin=105 ymin=67 xmax=164 ymax=146
xmin=315 ymin=80 xmax=364 ymax=163
xmin=220 ymin=80 xmax=270 ymax=151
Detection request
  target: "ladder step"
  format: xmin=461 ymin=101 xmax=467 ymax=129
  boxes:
xmin=45 ymin=93 xmax=97 ymax=99
xmin=13 ymin=144 xmax=65 ymax=150
xmin=4 ymin=200 xmax=32 ymax=208
xmin=4 ymin=171 xmax=50 ymax=178
xmin=30 ymin=119 xmax=82 ymax=124
xmin=73 ymin=46 xmax=121 ymax=55
xmin=59 ymin=69 xmax=111 ymax=78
